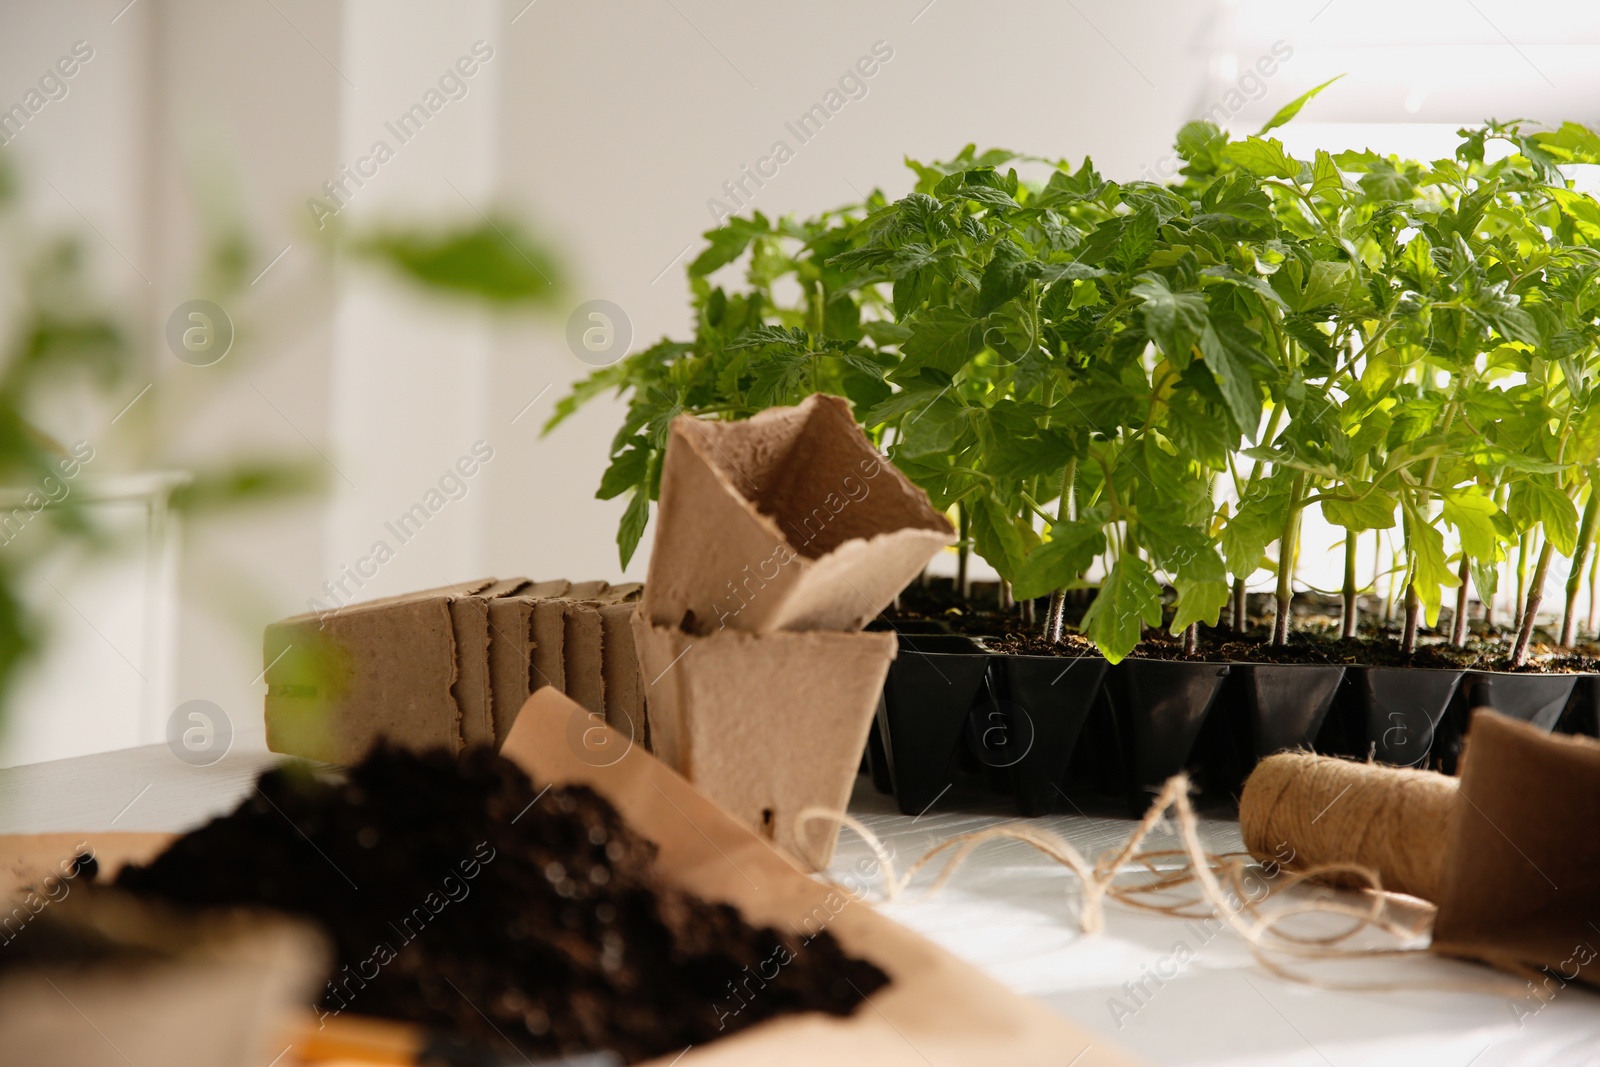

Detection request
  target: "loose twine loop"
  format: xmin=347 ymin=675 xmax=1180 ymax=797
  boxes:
xmin=795 ymin=773 xmax=1527 ymax=997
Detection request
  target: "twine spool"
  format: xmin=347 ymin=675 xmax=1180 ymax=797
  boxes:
xmin=1238 ymin=751 xmax=1458 ymax=903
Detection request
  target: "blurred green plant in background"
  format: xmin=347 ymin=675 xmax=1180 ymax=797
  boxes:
xmin=0 ymin=154 xmax=129 ymax=700
xmin=349 ymin=217 xmax=563 ymax=307
xmin=0 ymin=150 xmax=332 ymax=732
xmin=0 ymin=144 xmax=564 ymax=736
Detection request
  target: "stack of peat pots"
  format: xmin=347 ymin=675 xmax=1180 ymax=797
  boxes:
xmin=868 ymin=606 xmax=1600 ymax=818
xmin=630 ymin=394 xmax=954 ymax=867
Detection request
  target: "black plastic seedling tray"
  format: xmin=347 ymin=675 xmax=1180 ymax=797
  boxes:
xmin=865 ymin=636 xmax=1600 ymax=818
xmin=1105 ymin=660 xmax=1231 ymax=814
xmin=1358 ymin=666 xmax=1464 ymax=769
xmin=997 ymin=653 xmax=1109 ymax=816
xmin=1435 ymin=670 xmax=1579 ymax=775
xmin=1196 ymin=663 xmax=1347 ymax=801
xmin=873 ymin=634 xmax=994 ymax=816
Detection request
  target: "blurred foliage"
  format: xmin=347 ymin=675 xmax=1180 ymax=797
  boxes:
xmin=349 ymin=218 xmax=564 ymax=307
xmin=0 ymin=148 xmax=571 ymax=737
xmin=168 ymin=459 xmax=327 ymax=517
xmin=0 ymin=152 xmax=134 ymax=704
xmin=0 ymin=150 xmax=331 ymax=729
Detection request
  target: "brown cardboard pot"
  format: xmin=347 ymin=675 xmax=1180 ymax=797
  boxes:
xmin=632 ymin=616 xmax=896 ymax=869
xmin=265 ymin=578 xmax=648 ymax=765
xmin=264 ymin=580 xmax=494 ymax=763
xmin=641 ymin=394 xmax=953 ymax=635
xmin=1431 ymin=710 xmax=1600 ymax=986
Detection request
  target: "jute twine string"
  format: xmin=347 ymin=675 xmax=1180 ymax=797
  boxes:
xmin=795 ymin=768 xmax=1527 ymax=997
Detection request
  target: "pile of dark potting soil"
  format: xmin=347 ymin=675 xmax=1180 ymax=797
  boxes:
xmin=115 ymin=746 xmax=888 ymax=1064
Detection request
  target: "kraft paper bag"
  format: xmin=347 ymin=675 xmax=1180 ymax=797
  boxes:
xmin=640 ymin=394 xmax=953 ymax=635
xmin=631 ymin=618 xmax=896 ymax=869
xmin=0 ymin=693 xmax=1135 ymax=1067
xmin=0 ymin=831 xmax=173 ymax=899
xmin=1431 ymin=711 xmax=1600 ymax=987
xmin=500 ymin=687 xmax=1135 ymax=1067
xmin=0 ymin=879 xmax=325 ymax=1067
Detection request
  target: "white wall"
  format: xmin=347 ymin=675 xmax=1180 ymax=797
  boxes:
xmin=484 ymin=0 xmax=1217 ymax=585
xmin=324 ymin=1 xmax=502 ymax=598
xmin=0 ymin=0 xmax=342 ymax=762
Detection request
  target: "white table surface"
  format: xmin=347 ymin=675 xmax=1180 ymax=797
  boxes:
xmin=2 ymin=745 xmax=1596 ymax=1067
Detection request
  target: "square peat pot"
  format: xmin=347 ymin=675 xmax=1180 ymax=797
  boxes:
xmin=1437 ymin=671 xmax=1580 ymax=775
xmin=641 ymin=395 xmax=952 ymax=634
xmin=1358 ymin=666 xmax=1464 ymax=771
xmin=876 ymin=634 xmax=995 ymax=816
xmin=1198 ymin=662 xmax=1346 ymax=799
xmin=985 ymin=653 xmax=1111 ymax=816
xmin=1104 ymin=659 xmax=1232 ymax=815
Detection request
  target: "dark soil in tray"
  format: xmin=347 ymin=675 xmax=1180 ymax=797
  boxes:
xmin=1133 ymin=631 xmax=1482 ymax=667
xmin=887 ymin=579 xmax=1038 ymax=638
xmin=1128 ymin=630 xmax=1600 ymax=672
xmin=983 ymin=632 xmax=1100 ymax=658
xmin=116 ymin=746 xmax=888 ymax=1064
xmin=891 ymin=578 xmax=1599 ymax=673
xmin=891 ymin=579 xmax=1355 ymax=640
xmin=992 ymin=627 xmax=1600 ymax=671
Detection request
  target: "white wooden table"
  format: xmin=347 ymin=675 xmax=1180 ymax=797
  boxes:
xmin=3 ymin=746 xmax=1596 ymax=1066
xmin=832 ymin=781 xmax=1600 ymax=1067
